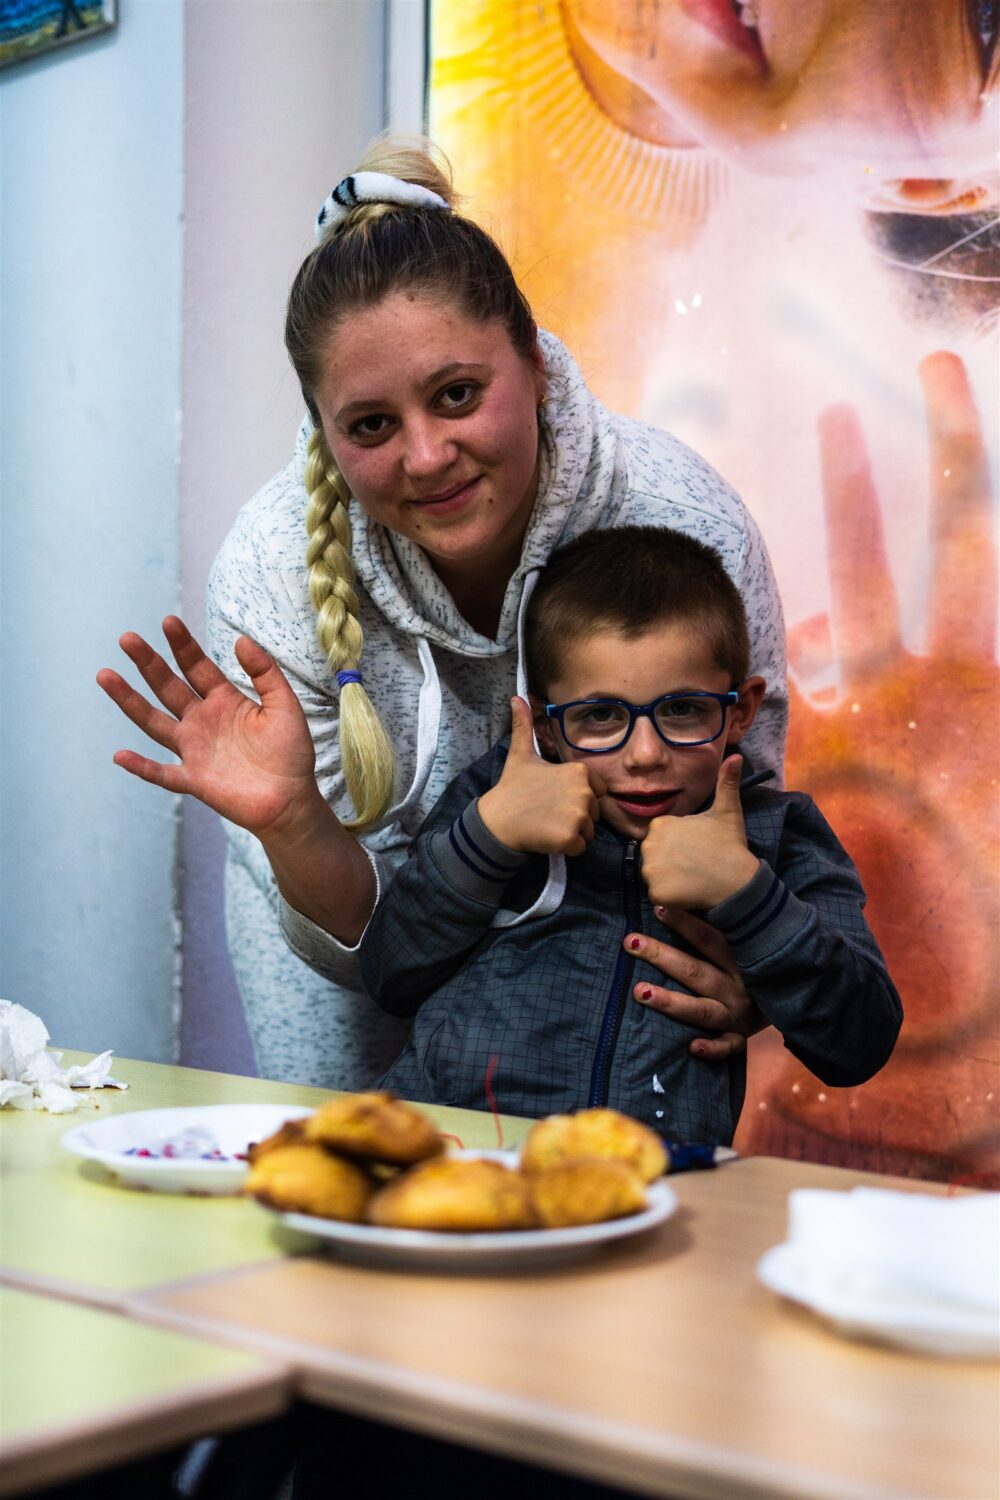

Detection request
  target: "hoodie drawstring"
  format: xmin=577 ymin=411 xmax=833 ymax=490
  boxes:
xmin=492 ymin=568 xmax=567 ymax=929
xmin=372 ymin=635 xmax=442 ymax=831
xmin=372 ymin=573 xmax=568 ymax=925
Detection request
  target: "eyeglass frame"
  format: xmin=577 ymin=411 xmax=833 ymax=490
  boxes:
xmin=543 ymin=689 xmax=741 ymax=754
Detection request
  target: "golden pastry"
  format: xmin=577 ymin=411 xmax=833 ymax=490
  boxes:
xmin=304 ymin=1091 xmax=444 ymax=1165
xmin=245 ymin=1143 xmax=374 ymax=1222
xmin=368 ymin=1156 xmax=538 ymax=1232
xmin=520 ymin=1108 xmax=668 ymax=1183
xmin=245 ymin=1116 xmax=307 ymax=1164
xmin=527 ymin=1158 xmax=647 ymax=1228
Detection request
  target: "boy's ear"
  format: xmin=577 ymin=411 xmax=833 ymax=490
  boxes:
xmin=528 ymin=690 xmax=560 ymax=760
xmin=726 ymin=676 xmax=766 ymax=746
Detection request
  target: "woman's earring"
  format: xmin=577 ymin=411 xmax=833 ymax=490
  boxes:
xmin=537 ymin=392 xmax=548 ymax=412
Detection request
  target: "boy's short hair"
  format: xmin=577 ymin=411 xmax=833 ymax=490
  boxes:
xmin=525 ymin=525 xmax=750 ymax=694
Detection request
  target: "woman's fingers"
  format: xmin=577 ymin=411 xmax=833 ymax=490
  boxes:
xmin=117 ymin=630 xmax=200 ymax=720
xmin=95 ymin=668 xmax=182 ymax=753
xmin=634 ymin=981 xmax=735 ymax=1029
xmin=689 ymin=1031 xmax=748 ymax=1061
xmin=634 ymin=975 xmax=766 ymax=1042
xmin=160 ymin=616 xmax=232 ymax=699
xmin=101 ymin=618 xmax=247 ymax=745
xmin=655 ymin=904 xmax=739 ymax=976
xmin=920 ymin=351 xmax=997 ymax=663
xmin=112 ymin=748 xmax=186 ymax=793
xmin=817 ymin=403 xmax=902 ymax=677
xmin=232 ymin=635 xmax=288 ymax=701
xmin=625 ymin=932 xmax=731 ymax=1000
xmin=627 ymin=926 xmax=765 ymax=1039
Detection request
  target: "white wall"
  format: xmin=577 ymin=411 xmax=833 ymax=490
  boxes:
xmin=0 ymin=1 xmax=184 ymax=1059
xmin=178 ymin=0 xmax=386 ymax=1071
xmin=0 ymin=0 xmax=389 ymax=1073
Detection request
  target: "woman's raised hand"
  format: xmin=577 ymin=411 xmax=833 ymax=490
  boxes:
xmin=96 ymin=618 xmax=321 ymax=838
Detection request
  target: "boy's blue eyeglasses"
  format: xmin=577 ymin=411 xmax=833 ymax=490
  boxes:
xmin=544 ymin=690 xmax=740 ymax=754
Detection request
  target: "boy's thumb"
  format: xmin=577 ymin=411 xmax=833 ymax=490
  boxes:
xmin=712 ymin=754 xmax=744 ymax=811
xmin=508 ymin=696 xmax=538 ymax=757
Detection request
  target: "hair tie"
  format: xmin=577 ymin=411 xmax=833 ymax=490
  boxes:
xmin=315 ymin=172 xmax=450 ymax=244
xmin=336 ymin=669 xmax=363 ymax=689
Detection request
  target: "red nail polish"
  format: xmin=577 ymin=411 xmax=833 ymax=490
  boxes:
xmin=640 ymin=987 xmax=653 ymax=1001
xmin=628 ymin=937 xmax=641 ymax=951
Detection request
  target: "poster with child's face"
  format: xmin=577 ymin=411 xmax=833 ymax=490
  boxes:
xmin=430 ymin=0 xmax=1000 ymax=1183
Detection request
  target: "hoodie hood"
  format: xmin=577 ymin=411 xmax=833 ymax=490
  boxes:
xmin=292 ymin=329 xmax=625 ymax=660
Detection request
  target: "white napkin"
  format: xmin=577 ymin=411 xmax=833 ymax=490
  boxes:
xmin=782 ymin=1186 xmax=1000 ymax=1319
xmin=0 ymin=999 xmax=127 ymax=1113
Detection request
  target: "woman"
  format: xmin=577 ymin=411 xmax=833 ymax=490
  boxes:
xmin=98 ymin=138 xmax=787 ymax=1088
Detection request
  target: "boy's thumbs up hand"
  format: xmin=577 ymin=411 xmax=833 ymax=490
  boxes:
xmin=640 ymin=755 xmax=760 ymax=910
xmin=478 ymin=697 xmax=606 ymax=855
xmin=507 ymin=694 xmax=542 ymax=758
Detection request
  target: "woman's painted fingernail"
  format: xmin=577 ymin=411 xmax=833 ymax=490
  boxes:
xmin=628 ymin=937 xmax=642 ymax=951
xmin=655 ymin=905 xmax=667 ymax=919
xmin=639 ymin=987 xmax=653 ymax=1001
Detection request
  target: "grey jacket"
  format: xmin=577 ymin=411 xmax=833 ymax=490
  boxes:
xmin=361 ymin=744 xmax=902 ymax=1144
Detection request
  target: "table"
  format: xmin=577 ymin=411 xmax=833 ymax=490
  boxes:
xmin=132 ymin=1156 xmax=1000 ymax=1500
xmin=3 ymin=1059 xmax=998 ymax=1499
xmin=0 ymin=1053 xmax=532 ymax=1308
xmin=0 ymin=1285 xmax=287 ymax=1498
xmin=0 ymin=1056 xmax=531 ymax=1497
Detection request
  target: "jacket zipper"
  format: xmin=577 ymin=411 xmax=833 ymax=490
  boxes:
xmin=587 ymin=839 xmax=641 ymax=1108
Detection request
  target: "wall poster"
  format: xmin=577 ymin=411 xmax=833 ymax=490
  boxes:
xmin=0 ymin=0 xmax=116 ymax=69
xmin=430 ymin=0 xmax=1000 ymax=1183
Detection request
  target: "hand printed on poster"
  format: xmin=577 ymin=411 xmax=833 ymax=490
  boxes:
xmin=742 ymin=351 xmax=1000 ymax=1179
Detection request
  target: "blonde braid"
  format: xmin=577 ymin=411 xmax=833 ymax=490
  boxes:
xmin=304 ymin=428 xmax=396 ymax=830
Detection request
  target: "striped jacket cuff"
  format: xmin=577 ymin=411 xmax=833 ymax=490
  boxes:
xmin=704 ymin=860 xmax=801 ymax=961
xmin=428 ymin=800 xmax=530 ymax=901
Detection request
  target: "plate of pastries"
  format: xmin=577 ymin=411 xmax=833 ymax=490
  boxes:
xmin=244 ymin=1093 xmax=678 ymax=1270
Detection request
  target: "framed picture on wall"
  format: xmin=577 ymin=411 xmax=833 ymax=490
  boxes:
xmin=0 ymin=0 xmax=116 ymax=71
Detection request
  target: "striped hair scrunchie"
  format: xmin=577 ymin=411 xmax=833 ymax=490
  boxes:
xmin=315 ymin=172 xmax=450 ymax=244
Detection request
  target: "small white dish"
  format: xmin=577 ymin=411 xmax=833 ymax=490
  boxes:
xmin=757 ymin=1243 xmax=1000 ymax=1358
xmin=279 ymin=1150 xmax=678 ymax=1272
xmin=61 ymin=1104 xmax=313 ymax=1195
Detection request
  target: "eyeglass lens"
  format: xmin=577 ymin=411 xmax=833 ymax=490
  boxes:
xmin=561 ymin=696 xmax=724 ymax=750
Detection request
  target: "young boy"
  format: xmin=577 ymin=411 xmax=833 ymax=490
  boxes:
xmin=360 ymin=527 xmax=901 ymax=1144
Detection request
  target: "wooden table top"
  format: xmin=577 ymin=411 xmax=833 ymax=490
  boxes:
xmin=0 ymin=1285 xmax=288 ymax=1498
xmin=132 ymin=1156 xmax=1000 ymax=1500
xmin=0 ymin=1054 xmax=532 ymax=1307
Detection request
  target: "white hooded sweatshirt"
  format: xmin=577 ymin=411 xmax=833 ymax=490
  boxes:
xmin=207 ymin=331 xmax=787 ymax=1087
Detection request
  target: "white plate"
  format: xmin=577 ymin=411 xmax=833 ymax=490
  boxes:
xmin=61 ymin=1104 xmax=313 ymax=1195
xmin=279 ymin=1151 xmax=678 ymax=1272
xmin=757 ymin=1243 xmax=1000 ymax=1358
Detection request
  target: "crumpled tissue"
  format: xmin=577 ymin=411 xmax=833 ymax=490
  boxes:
xmin=0 ymin=999 xmax=127 ymax=1113
xmin=784 ymin=1186 xmax=1000 ymax=1318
